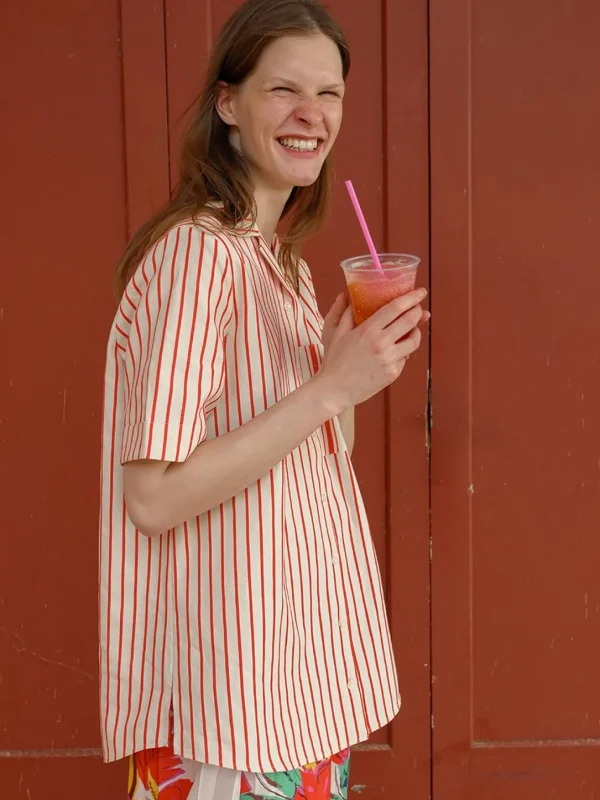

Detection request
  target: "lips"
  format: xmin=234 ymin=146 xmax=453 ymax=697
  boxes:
xmin=277 ymin=136 xmax=319 ymax=153
xmin=277 ymin=136 xmax=324 ymax=153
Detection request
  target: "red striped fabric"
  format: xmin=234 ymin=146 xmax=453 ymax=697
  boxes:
xmin=99 ymin=216 xmax=401 ymax=772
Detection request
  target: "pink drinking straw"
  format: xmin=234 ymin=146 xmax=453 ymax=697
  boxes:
xmin=344 ymin=180 xmax=384 ymax=272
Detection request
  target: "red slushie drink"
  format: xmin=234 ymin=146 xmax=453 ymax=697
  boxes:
xmin=341 ymin=253 xmax=420 ymax=326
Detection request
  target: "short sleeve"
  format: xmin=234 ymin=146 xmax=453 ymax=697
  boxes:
xmin=120 ymin=224 xmax=232 ymax=465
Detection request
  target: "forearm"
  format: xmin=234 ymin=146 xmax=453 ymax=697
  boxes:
xmin=338 ymin=408 xmax=355 ymax=455
xmin=126 ymin=375 xmax=339 ymax=536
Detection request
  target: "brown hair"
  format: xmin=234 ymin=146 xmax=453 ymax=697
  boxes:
xmin=115 ymin=0 xmax=350 ymax=296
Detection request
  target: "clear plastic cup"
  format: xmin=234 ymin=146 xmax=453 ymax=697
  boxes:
xmin=341 ymin=253 xmax=421 ymax=326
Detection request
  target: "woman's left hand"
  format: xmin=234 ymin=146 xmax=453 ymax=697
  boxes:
xmin=322 ymin=293 xmax=351 ymax=356
xmin=322 ymin=292 xmax=431 ymax=355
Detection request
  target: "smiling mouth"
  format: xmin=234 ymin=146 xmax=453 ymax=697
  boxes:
xmin=277 ymin=137 xmax=323 ymax=153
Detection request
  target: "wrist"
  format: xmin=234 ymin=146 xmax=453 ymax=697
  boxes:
xmin=305 ymin=372 xmax=349 ymax=420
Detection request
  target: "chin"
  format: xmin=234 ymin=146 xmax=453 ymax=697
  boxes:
xmin=292 ymin=175 xmax=320 ymax=188
xmin=282 ymin=166 xmax=324 ymax=189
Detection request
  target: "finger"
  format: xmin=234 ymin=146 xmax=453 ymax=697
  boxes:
xmin=323 ymin=293 xmax=349 ymax=328
xmin=367 ymin=288 xmax=428 ymax=329
xmin=393 ymin=326 xmax=422 ymax=360
xmin=420 ymin=310 xmax=431 ymax=325
xmin=331 ymin=305 xmax=355 ymax=339
xmin=384 ymin=304 xmax=424 ymax=343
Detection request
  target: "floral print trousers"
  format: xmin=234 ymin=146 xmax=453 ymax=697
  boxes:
xmin=128 ymin=742 xmax=350 ymax=800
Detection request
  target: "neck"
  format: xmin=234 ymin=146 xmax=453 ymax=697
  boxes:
xmin=253 ymin=184 xmax=293 ymax=246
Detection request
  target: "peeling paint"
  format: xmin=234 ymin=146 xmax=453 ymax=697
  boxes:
xmin=351 ymin=786 xmax=367 ymax=794
xmin=0 ymin=626 xmax=92 ymax=680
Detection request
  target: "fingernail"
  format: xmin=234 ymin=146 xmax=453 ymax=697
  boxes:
xmin=418 ymin=289 xmax=427 ymax=299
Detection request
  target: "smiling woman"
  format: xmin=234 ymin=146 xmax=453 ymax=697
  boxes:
xmin=215 ymin=33 xmax=345 ymax=236
xmin=100 ymin=1 xmax=427 ymax=799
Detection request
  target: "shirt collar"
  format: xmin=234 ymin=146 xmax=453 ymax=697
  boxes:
xmin=203 ymin=201 xmax=280 ymax=254
xmin=204 ymin=201 xmax=261 ymax=238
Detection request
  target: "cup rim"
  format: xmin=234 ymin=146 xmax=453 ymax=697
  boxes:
xmin=340 ymin=253 xmax=420 ymax=272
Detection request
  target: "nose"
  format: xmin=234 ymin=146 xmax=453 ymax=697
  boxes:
xmin=293 ymin=98 xmax=324 ymax=128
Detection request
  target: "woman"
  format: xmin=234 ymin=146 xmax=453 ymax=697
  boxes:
xmin=99 ymin=0 xmax=428 ymax=798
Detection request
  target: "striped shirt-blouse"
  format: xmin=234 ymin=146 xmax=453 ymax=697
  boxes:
xmin=99 ymin=214 xmax=401 ymax=772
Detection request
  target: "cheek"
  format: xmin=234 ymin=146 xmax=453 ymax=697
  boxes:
xmin=326 ymin=106 xmax=344 ymax=143
xmin=259 ymin=97 xmax=295 ymax=129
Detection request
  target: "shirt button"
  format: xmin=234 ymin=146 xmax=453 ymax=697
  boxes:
xmin=332 ymin=555 xmax=339 ymax=567
xmin=321 ymin=491 xmax=327 ymax=503
xmin=284 ymin=301 xmax=292 ymax=311
xmin=338 ymin=618 xmax=346 ymax=629
xmin=347 ymin=679 xmax=355 ymax=690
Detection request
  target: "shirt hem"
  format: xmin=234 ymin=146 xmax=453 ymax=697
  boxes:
xmin=102 ymin=696 xmax=402 ymax=772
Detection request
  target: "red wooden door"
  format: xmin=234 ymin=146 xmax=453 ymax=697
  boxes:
xmin=430 ymin=1 xmax=600 ymax=797
xmin=0 ymin=0 xmax=168 ymax=795
xmin=1 ymin=0 xmax=430 ymax=797
xmin=163 ymin=3 xmax=431 ymax=796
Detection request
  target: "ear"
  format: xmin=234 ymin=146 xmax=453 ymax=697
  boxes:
xmin=215 ymin=81 xmax=238 ymax=126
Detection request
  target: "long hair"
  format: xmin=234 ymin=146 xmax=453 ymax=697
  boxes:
xmin=115 ymin=0 xmax=351 ymax=296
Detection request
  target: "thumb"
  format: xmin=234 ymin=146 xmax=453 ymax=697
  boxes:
xmin=323 ymin=293 xmax=349 ymax=329
xmin=331 ymin=304 xmax=355 ymax=339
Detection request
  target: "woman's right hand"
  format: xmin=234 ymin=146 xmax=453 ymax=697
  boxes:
xmin=315 ymin=288 xmax=427 ymax=414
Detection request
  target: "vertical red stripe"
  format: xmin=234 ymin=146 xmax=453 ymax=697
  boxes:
xmin=156 ymin=534 xmax=172 ymax=734
xmin=131 ymin=543 xmax=152 ymax=744
xmin=266 ymin=470 xmax=288 ymax=768
xmin=183 ymin=527 xmax=197 ymax=759
xmin=196 ymin=517 xmax=209 ymax=760
xmin=172 ymin=528 xmax=185 ymax=752
xmin=257 ymin=475 xmax=276 ymax=770
xmin=219 ymin=499 xmax=238 ymax=766
xmin=111 ymin=497 xmax=129 ymax=756
xmin=207 ymin=508 xmax=223 ymax=765
xmin=121 ymin=531 xmax=139 ymax=752
xmin=147 ymin=227 xmax=182 ymax=456
xmin=142 ymin=537 xmax=163 ymax=744
xmin=174 ymin=231 xmax=204 ymax=460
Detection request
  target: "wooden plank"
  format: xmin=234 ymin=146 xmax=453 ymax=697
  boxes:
xmin=120 ymin=0 xmax=171 ymax=233
xmin=0 ymin=756 xmax=126 ymax=799
xmin=164 ymin=0 xmax=215 ymax=184
xmin=0 ymin=0 xmax=127 ymax=752
xmin=382 ymin=0 xmax=432 ymax=794
xmin=430 ymin=0 xmax=600 ymax=795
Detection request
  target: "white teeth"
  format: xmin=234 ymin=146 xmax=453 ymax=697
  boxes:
xmin=279 ymin=138 xmax=319 ymax=152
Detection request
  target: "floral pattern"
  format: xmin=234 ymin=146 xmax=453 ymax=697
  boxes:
xmin=128 ymin=746 xmax=193 ymax=799
xmin=128 ymin=746 xmax=350 ymax=800
xmin=240 ymin=747 xmax=350 ymax=799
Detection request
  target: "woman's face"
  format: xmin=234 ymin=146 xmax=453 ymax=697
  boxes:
xmin=217 ymin=33 xmax=345 ymax=194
